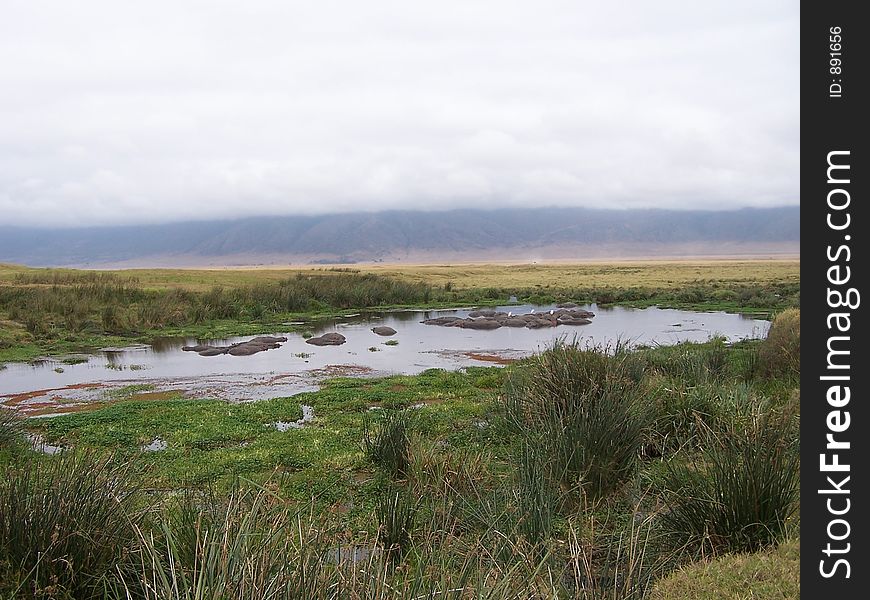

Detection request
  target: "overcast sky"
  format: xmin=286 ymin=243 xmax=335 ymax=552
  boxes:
xmin=1 ymin=1 xmax=799 ymax=228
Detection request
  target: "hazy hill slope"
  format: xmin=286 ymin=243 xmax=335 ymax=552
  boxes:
xmin=0 ymin=206 xmax=799 ymax=266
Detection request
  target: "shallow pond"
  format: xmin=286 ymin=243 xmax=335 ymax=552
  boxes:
xmin=0 ymin=304 xmax=768 ymax=415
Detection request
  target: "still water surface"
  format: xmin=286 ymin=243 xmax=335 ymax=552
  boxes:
xmin=0 ymin=304 xmax=768 ymax=408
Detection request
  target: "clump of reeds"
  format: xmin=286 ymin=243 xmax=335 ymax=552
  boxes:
xmin=514 ymin=438 xmax=559 ymax=549
xmin=562 ymin=511 xmax=665 ymax=600
xmin=132 ymin=487 xmax=333 ymax=600
xmin=658 ymin=410 xmax=799 ymax=555
xmin=504 ymin=340 xmax=652 ymax=501
xmin=759 ymin=308 xmax=800 ymax=379
xmin=0 ymin=451 xmax=141 ymax=598
xmin=640 ymin=338 xmax=731 ymax=386
xmin=376 ymin=487 xmax=419 ymax=563
xmin=0 ymin=408 xmax=23 ymax=449
xmin=362 ymin=409 xmax=414 ymax=479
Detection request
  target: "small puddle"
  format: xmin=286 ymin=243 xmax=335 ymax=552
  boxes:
xmin=27 ymin=433 xmax=67 ymax=455
xmin=273 ymin=405 xmax=315 ymax=431
xmin=142 ymin=437 xmax=168 ymax=452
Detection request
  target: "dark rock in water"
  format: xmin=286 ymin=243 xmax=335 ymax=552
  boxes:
xmin=306 ymin=332 xmax=347 ymax=346
xmin=371 ymin=326 xmax=397 ymax=336
xmin=182 ymin=344 xmax=211 ymax=352
xmin=197 ymin=346 xmax=228 ymax=356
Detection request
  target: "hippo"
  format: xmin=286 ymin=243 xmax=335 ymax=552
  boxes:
xmin=182 ymin=344 xmax=212 ymax=352
xmin=197 ymin=346 xmax=229 ymax=356
xmin=227 ymin=341 xmax=281 ymax=356
xmin=459 ymin=318 xmax=502 ymax=330
xmin=306 ymin=332 xmax=347 ymax=346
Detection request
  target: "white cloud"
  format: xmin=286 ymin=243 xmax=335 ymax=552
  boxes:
xmin=0 ymin=0 xmax=799 ymax=227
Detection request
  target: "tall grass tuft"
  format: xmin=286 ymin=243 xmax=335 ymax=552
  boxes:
xmin=514 ymin=438 xmax=558 ymax=549
xmin=759 ymin=308 xmax=800 ymax=379
xmin=131 ymin=487 xmax=332 ymax=600
xmin=376 ymin=487 xmax=419 ymax=563
xmin=640 ymin=338 xmax=730 ymax=386
xmin=131 ymin=484 xmax=543 ymax=599
xmin=362 ymin=409 xmax=414 ymax=479
xmin=504 ymin=340 xmax=652 ymax=501
xmin=0 ymin=408 xmax=24 ymax=448
xmin=659 ymin=411 xmax=799 ymax=555
xmin=732 ymin=344 xmax=761 ymax=383
xmin=563 ymin=512 xmax=663 ymax=600
xmin=0 ymin=451 xmax=140 ymax=598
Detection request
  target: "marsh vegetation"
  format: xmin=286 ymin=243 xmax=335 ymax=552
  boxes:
xmin=0 ymin=308 xmax=800 ymax=599
xmin=0 ymin=262 xmax=798 ymax=362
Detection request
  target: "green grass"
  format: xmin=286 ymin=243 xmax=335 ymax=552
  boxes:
xmin=363 ymin=409 xmax=414 ymax=479
xmin=0 ymin=408 xmax=23 ymax=449
xmin=649 ymin=538 xmax=800 ymax=600
xmin=659 ymin=410 xmax=799 ymax=555
xmin=0 ymin=452 xmax=141 ymax=598
xmin=1 ymin=307 xmax=800 ymax=598
xmin=504 ymin=341 xmax=652 ymax=501
xmin=29 ymin=369 xmax=499 ymax=493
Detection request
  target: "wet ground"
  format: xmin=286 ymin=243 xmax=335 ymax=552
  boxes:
xmin=1 ymin=304 xmax=768 ymax=417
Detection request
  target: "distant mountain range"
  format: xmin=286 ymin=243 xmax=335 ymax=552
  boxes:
xmin=0 ymin=206 xmax=799 ymax=267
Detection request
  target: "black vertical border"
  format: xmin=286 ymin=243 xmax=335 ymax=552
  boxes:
xmin=802 ymin=2 xmax=868 ymax=596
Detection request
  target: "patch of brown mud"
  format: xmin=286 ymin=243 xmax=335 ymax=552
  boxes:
xmin=2 ymin=383 xmax=186 ymax=417
xmin=27 ymin=402 xmax=110 ymax=417
xmin=463 ymin=352 xmax=518 ymax=365
xmin=1 ymin=383 xmax=105 ymax=408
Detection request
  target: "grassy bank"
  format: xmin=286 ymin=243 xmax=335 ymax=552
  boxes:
xmin=0 ymin=261 xmax=798 ymax=362
xmin=1 ymin=311 xmax=801 ymax=598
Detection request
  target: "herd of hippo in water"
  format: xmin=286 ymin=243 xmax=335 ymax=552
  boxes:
xmin=422 ymin=303 xmax=594 ymax=330
xmin=181 ymin=335 xmax=290 ymax=356
xmin=182 ymin=305 xmax=593 ymax=357
xmin=181 ymin=325 xmax=398 ymax=355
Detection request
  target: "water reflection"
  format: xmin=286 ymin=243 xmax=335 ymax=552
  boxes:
xmin=150 ymin=336 xmax=187 ymax=353
xmin=1 ymin=304 xmax=769 ymax=401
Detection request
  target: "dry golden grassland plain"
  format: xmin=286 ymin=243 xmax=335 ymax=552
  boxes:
xmin=0 ymin=259 xmax=800 ymax=292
